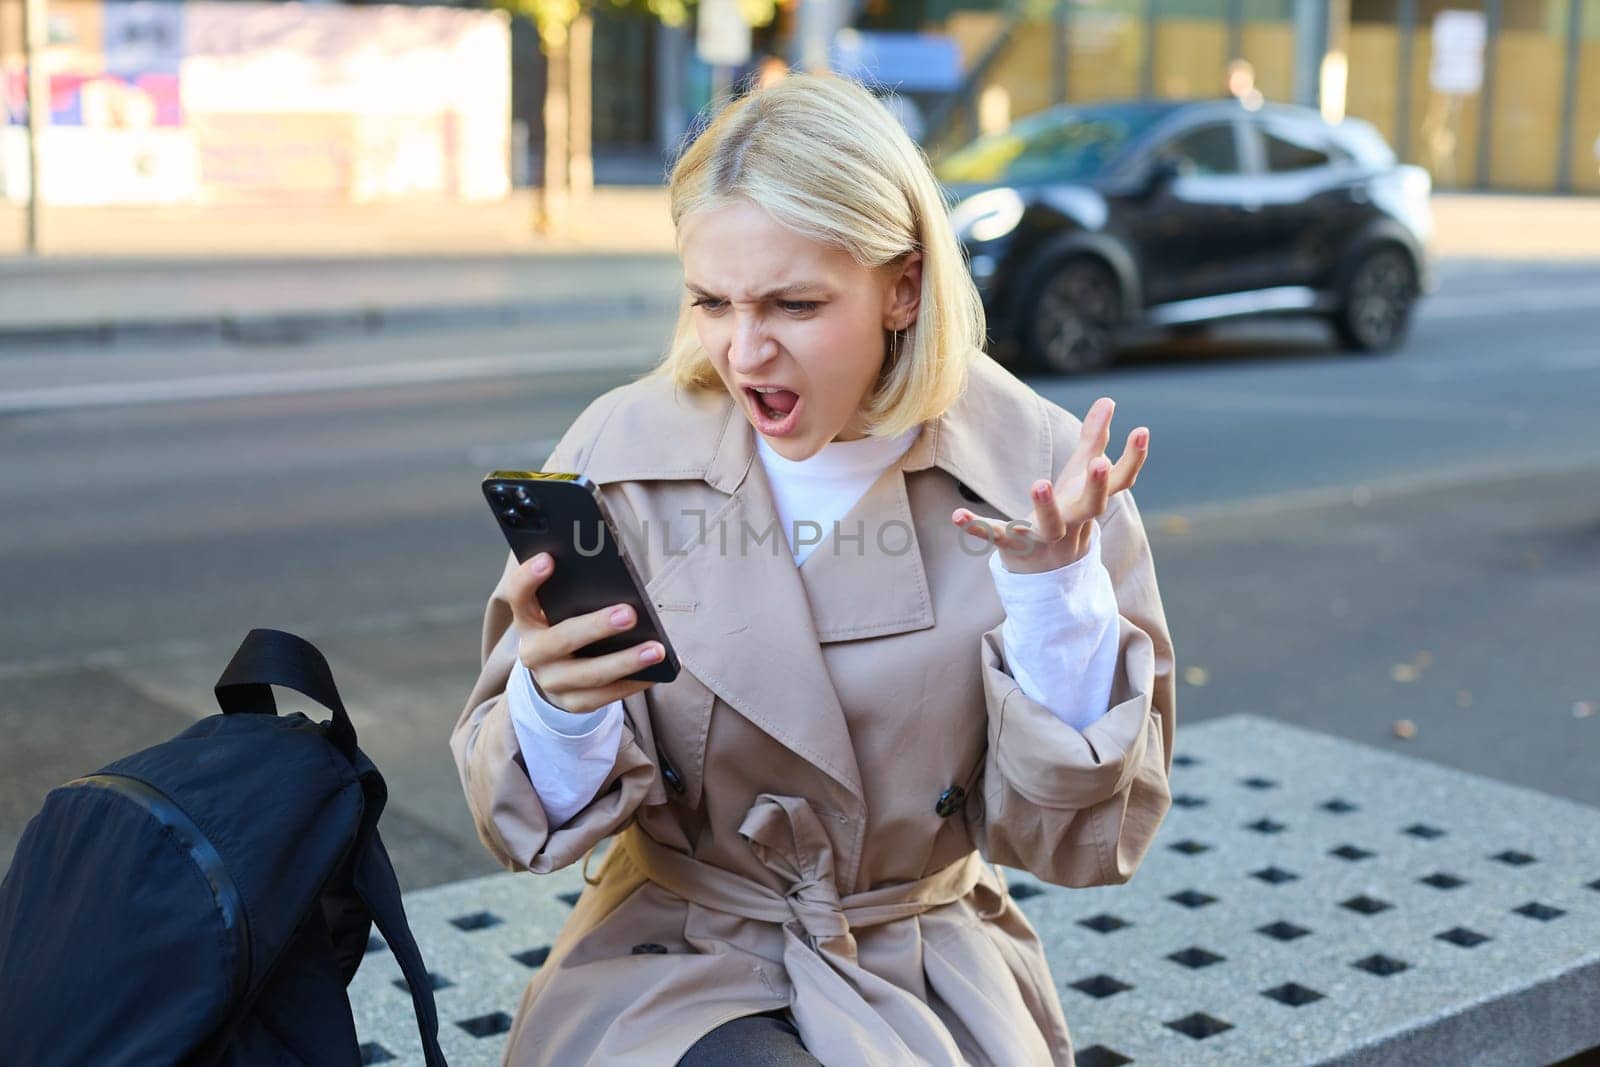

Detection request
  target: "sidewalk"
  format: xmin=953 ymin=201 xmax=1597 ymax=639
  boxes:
xmin=1 ymin=191 xmax=1596 ymax=348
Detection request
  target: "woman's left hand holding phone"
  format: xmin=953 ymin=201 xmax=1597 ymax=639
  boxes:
xmin=507 ymin=552 xmax=666 ymax=713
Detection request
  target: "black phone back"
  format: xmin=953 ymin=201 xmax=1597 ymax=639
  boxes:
xmin=483 ymin=472 xmax=679 ymax=684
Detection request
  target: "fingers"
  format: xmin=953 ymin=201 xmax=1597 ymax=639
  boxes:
xmin=1107 ymin=426 xmax=1150 ymax=495
xmin=1082 ymin=455 xmax=1112 ymax=519
xmin=523 ymin=600 xmax=644 ymax=668
xmin=534 ymin=639 xmax=666 ymax=702
xmin=1065 ymin=396 xmax=1116 ymax=478
xmin=1030 ymin=481 xmax=1067 ymax=542
xmin=505 ymin=552 xmax=554 ymax=631
xmin=952 ymin=508 xmax=1036 ymax=553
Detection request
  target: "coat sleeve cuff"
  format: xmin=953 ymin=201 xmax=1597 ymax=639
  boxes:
xmin=980 ymin=617 xmax=1158 ymax=811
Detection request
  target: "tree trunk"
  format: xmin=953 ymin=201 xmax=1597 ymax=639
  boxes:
xmin=568 ymin=14 xmax=594 ymax=220
xmin=540 ymin=34 xmax=570 ymax=234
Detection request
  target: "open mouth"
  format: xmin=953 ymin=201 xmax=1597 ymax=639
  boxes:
xmin=745 ymin=386 xmax=802 ymax=436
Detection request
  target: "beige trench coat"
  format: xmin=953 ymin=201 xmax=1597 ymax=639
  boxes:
xmin=450 ymin=352 xmax=1177 ymax=1066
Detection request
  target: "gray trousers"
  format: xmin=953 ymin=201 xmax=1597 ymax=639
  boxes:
xmin=675 ymin=1011 xmax=820 ymax=1066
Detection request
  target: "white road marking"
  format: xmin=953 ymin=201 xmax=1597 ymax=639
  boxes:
xmin=0 ymin=346 xmax=654 ymax=414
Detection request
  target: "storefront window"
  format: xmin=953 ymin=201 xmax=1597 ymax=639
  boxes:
xmin=1152 ymin=0 xmax=1231 ymax=98
xmin=1241 ymin=0 xmax=1297 ymax=102
xmin=1489 ymin=0 xmax=1572 ymax=190
xmin=1067 ymin=0 xmax=1145 ymax=102
xmin=1408 ymin=0 xmax=1488 ymax=187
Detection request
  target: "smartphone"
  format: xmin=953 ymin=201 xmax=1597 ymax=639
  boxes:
xmin=483 ymin=471 xmax=680 ymax=684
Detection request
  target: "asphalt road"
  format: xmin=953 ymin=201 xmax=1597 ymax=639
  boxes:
xmin=3 ymin=258 xmax=1597 ymax=890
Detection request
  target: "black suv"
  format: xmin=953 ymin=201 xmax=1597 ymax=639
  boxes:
xmin=937 ymin=100 xmax=1433 ymax=373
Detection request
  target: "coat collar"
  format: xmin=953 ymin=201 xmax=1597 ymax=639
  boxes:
xmin=578 ymin=355 xmax=1061 ymax=805
xmin=582 ymin=354 xmax=1056 ymax=522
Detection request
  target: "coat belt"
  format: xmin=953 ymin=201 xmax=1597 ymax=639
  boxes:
xmin=618 ymin=794 xmax=996 ymax=1066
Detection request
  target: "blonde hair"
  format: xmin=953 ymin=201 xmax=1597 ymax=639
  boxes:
xmin=654 ymin=73 xmax=985 ymax=438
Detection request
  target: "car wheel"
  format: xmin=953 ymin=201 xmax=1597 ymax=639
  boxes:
xmin=1023 ymin=257 xmax=1121 ymax=375
xmin=1333 ymin=245 xmax=1417 ymax=352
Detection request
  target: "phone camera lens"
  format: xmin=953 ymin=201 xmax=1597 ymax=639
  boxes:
xmin=501 ymin=506 xmax=524 ymax=528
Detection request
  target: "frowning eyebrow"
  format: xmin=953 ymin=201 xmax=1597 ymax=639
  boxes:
xmin=685 ymin=281 xmax=829 ymax=300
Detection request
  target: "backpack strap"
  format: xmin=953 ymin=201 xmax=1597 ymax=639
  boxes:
xmin=355 ymin=833 xmax=449 ymax=1067
xmin=214 ymin=628 xmax=358 ymax=761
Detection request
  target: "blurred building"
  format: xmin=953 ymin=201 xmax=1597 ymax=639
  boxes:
xmin=0 ymin=0 xmax=511 ymax=204
xmin=3 ymin=0 xmax=1596 ymax=201
xmin=892 ymin=0 xmax=1600 ymax=194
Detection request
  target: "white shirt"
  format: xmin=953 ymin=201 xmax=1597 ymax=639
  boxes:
xmin=508 ymin=427 xmax=1121 ymax=827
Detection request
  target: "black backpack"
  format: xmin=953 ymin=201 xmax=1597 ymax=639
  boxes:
xmin=0 ymin=628 xmax=448 ymax=1066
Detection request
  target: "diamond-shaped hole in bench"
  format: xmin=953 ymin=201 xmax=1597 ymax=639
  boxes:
xmin=513 ymin=945 xmax=552 ymax=968
xmin=1169 ymin=838 xmax=1212 ymax=855
xmin=1172 ymin=793 xmax=1208 ymax=809
xmin=1252 ymin=865 xmax=1299 ymax=885
xmin=358 ymin=1043 xmax=395 ymax=1065
xmin=1008 ymin=881 xmax=1044 ymax=901
xmin=557 ymin=890 xmax=583 ymax=907
xmin=1168 ymin=889 xmax=1218 ymax=909
xmin=1353 ymin=953 xmax=1409 ymax=976
xmin=364 ymin=934 xmax=386 ymax=955
xmin=1076 ymin=1045 xmax=1134 ymax=1067
xmin=456 ymin=1011 xmax=514 ymax=1039
xmin=1340 ymin=894 xmax=1392 ymax=915
xmin=449 ymin=911 xmax=503 ymax=932
xmin=1492 ymin=849 xmax=1537 ymax=867
xmin=1246 ymin=817 xmax=1287 ymax=834
xmin=1168 ymin=946 xmax=1226 ymax=969
xmin=1240 ymin=776 xmax=1278 ymax=790
xmin=1078 ymin=913 xmax=1132 ymax=933
xmin=1586 ymin=877 xmax=1600 ymax=892
xmin=1512 ymin=901 xmax=1565 ymax=921
xmin=1258 ymin=920 xmax=1311 ymax=941
xmin=1320 ymin=798 xmax=1359 ymax=814
xmin=1165 ymin=1012 xmax=1233 ymax=1039
xmin=1069 ymin=973 xmax=1134 ymax=999
xmin=1173 ymin=754 xmax=1200 ymax=767
xmin=395 ymin=972 xmax=453 ymax=994
xmin=1263 ymin=981 xmax=1325 ymax=1007
xmin=1403 ymin=823 xmax=1446 ymax=840
xmin=1420 ymin=871 xmax=1467 ymax=890
xmin=1330 ymin=844 xmax=1375 ymax=861
xmin=1437 ymin=926 xmax=1491 ymax=948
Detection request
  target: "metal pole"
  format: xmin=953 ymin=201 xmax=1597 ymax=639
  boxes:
xmin=1396 ymin=0 xmax=1415 ymax=160
xmin=1142 ymin=0 xmax=1156 ymax=98
xmin=1228 ymin=0 xmax=1243 ymax=62
xmin=1053 ymin=0 xmax=1070 ymax=105
xmin=22 ymin=0 xmax=47 ymax=255
xmin=1555 ymin=0 xmax=1582 ymax=192
xmin=1292 ymin=0 xmax=1326 ymax=108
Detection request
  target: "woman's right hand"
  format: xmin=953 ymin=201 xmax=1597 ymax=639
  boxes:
xmin=506 ymin=552 xmax=664 ymax=713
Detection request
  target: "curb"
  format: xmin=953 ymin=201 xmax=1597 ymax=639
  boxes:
xmin=0 ymin=291 xmax=682 ymax=350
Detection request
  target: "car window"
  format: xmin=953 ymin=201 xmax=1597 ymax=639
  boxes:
xmin=934 ymin=106 xmax=1169 ymax=184
xmin=1154 ymin=124 xmax=1240 ymax=177
xmin=1263 ymin=127 xmax=1333 ymax=171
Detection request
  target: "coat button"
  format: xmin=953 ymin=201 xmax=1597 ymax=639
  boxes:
xmin=660 ymin=761 xmax=685 ymax=794
xmin=630 ymin=942 xmax=669 ymax=955
xmin=935 ymin=786 xmax=966 ymax=818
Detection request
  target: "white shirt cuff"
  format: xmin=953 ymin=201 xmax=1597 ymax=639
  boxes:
xmin=506 ymin=662 xmax=625 ymax=828
xmin=988 ymin=519 xmax=1122 ymax=733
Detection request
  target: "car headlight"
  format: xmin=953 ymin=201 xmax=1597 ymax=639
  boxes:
xmin=949 ymin=188 xmax=1024 ymax=244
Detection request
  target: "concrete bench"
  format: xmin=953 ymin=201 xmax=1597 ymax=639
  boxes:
xmin=350 ymin=714 xmax=1600 ymax=1065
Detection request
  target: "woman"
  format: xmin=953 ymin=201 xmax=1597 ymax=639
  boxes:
xmin=451 ymin=73 xmax=1176 ymax=1065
